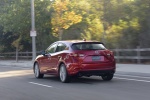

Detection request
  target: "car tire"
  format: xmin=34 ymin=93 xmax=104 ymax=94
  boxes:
xmin=59 ymin=64 xmax=70 ymax=83
xmin=101 ymin=74 xmax=114 ymax=81
xmin=34 ymin=63 xmax=44 ymax=78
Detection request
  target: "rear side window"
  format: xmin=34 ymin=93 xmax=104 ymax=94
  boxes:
xmin=71 ymin=43 xmax=106 ymax=50
xmin=55 ymin=43 xmax=66 ymax=52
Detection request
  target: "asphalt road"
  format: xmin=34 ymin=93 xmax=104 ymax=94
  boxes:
xmin=0 ymin=65 xmax=150 ymax=100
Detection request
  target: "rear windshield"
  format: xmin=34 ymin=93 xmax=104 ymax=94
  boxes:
xmin=71 ymin=43 xmax=106 ymax=50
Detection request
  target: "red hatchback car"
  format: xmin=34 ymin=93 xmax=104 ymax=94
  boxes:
xmin=33 ymin=40 xmax=116 ymax=83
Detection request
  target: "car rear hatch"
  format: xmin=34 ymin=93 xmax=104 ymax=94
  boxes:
xmin=73 ymin=50 xmax=113 ymax=63
xmin=72 ymin=42 xmax=114 ymax=63
xmin=71 ymin=42 xmax=115 ymax=69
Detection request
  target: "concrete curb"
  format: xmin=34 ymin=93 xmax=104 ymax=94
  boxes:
xmin=0 ymin=60 xmax=33 ymax=68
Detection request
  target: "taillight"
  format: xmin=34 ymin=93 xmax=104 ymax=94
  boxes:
xmin=109 ymin=51 xmax=114 ymax=56
xmin=69 ymin=53 xmax=85 ymax=63
xmin=106 ymin=51 xmax=114 ymax=61
xmin=69 ymin=53 xmax=78 ymax=57
xmin=78 ymin=54 xmax=84 ymax=57
xmin=69 ymin=53 xmax=85 ymax=57
xmin=107 ymin=53 xmax=111 ymax=57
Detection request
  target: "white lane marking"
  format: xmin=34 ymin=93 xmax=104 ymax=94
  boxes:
xmin=114 ymin=77 xmax=150 ymax=83
xmin=115 ymin=74 xmax=150 ymax=79
xmin=29 ymin=82 xmax=53 ymax=88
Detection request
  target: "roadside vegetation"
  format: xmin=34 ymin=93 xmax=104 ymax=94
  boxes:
xmin=0 ymin=0 xmax=150 ymax=52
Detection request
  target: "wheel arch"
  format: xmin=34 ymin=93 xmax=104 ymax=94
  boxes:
xmin=33 ymin=61 xmax=41 ymax=72
xmin=33 ymin=61 xmax=38 ymax=69
xmin=58 ymin=62 xmax=65 ymax=72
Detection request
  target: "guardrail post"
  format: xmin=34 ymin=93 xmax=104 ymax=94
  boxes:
xmin=116 ymin=49 xmax=120 ymax=63
xmin=16 ymin=48 xmax=19 ymax=62
xmin=26 ymin=51 xmax=29 ymax=60
xmin=137 ymin=46 xmax=141 ymax=64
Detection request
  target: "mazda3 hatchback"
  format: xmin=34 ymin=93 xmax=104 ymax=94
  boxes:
xmin=33 ymin=40 xmax=116 ymax=83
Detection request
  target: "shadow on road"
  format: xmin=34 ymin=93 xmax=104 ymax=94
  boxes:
xmin=39 ymin=75 xmax=115 ymax=84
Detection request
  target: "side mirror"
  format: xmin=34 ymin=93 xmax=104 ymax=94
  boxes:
xmin=41 ymin=50 xmax=46 ymax=56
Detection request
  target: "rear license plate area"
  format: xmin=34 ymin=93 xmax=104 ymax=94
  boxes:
xmin=92 ymin=56 xmax=101 ymax=61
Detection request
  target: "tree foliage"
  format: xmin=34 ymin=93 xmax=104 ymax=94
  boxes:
xmin=0 ymin=0 xmax=150 ymax=53
xmin=51 ymin=0 xmax=82 ymax=40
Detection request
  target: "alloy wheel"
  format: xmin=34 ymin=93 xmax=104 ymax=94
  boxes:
xmin=59 ymin=64 xmax=70 ymax=83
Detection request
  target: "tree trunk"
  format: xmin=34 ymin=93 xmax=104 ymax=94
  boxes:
xmin=59 ymin=28 xmax=63 ymax=40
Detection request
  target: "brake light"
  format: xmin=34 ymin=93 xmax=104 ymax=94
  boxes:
xmin=83 ymin=39 xmax=86 ymax=41
xmin=69 ymin=53 xmax=84 ymax=57
xmin=105 ymin=51 xmax=114 ymax=61
xmin=78 ymin=54 xmax=84 ymax=57
xmin=69 ymin=53 xmax=77 ymax=57
xmin=109 ymin=51 xmax=114 ymax=56
xmin=107 ymin=53 xmax=111 ymax=56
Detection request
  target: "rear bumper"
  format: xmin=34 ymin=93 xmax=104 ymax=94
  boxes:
xmin=66 ymin=62 xmax=116 ymax=76
xmin=77 ymin=69 xmax=115 ymax=76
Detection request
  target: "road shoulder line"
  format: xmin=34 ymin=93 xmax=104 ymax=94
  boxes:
xmin=29 ymin=82 xmax=53 ymax=88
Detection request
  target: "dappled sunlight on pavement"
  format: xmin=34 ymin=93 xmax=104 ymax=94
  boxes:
xmin=0 ymin=70 xmax=33 ymax=78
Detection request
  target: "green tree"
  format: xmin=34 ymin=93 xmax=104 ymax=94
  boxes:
xmin=0 ymin=0 xmax=31 ymax=52
xmin=132 ymin=0 xmax=150 ymax=48
xmin=0 ymin=0 xmax=57 ymax=53
xmin=51 ymin=0 xmax=82 ymax=40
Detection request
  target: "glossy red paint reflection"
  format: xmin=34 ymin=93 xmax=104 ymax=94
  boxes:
xmin=34 ymin=40 xmax=116 ymax=81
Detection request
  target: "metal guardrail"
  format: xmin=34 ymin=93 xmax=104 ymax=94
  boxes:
xmin=112 ymin=48 xmax=150 ymax=63
xmin=0 ymin=52 xmax=33 ymax=60
xmin=0 ymin=48 xmax=150 ymax=63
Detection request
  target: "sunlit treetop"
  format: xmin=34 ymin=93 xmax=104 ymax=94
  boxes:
xmin=51 ymin=0 xmax=82 ymax=37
